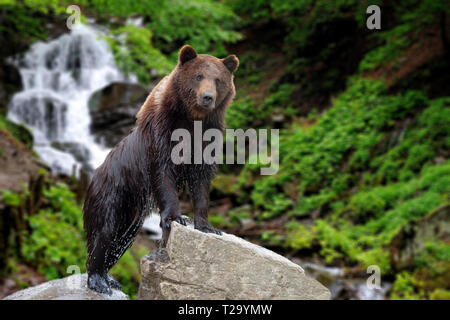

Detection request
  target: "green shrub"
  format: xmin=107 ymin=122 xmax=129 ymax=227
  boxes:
xmin=2 ymin=183 xmax=149 ymax=298
xmin=105 ymin=25 xmax=173 ymax=84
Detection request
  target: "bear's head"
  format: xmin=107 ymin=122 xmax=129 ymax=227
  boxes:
xmin=175 ymin=45 xmax=239 ymax=119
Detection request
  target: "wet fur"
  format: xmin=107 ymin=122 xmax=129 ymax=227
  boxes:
xmin=83 ymin=46 xmax=238 ymax=294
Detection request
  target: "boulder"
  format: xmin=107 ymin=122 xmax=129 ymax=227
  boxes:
xmin=0 ymin=62 xmax=22 ymax=106
xmin=3 ymin=273 xmax=128 ymax=300
xmin=138 ymin=219 xmax=330 ymax=300
xmin=390 ymin=204 xmax=450 ymax=270
xmin=88 ymin=82 xmax=149 ymax=147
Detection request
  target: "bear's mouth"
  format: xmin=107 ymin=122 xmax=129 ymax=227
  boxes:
xmin=197 ymin=102 xmax=215 ymax=111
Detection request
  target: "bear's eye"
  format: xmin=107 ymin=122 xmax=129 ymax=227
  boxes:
xmin=196 ymin=74 xmax=203 ymax=81
xmin=215 ymin=78 xmax=220 ymax=86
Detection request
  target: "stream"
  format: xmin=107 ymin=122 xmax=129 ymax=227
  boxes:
xmin=294 ymin=259 xmax=392 ymax=300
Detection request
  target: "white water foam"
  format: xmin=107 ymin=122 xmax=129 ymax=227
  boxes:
xmin=8 ymin=23 xmax=131 ymax=175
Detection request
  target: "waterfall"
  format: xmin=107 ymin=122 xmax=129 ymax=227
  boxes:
xmin=8 ymin=24 xmax=131 ymax=175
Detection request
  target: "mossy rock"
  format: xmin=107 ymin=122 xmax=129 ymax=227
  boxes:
xmin=390 ymin=204 xmax=450 ymax=270
xmin=0 ymin=117 xmax=33 ymax=148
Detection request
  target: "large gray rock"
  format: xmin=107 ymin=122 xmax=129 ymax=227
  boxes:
xmin=138 ymin=220 xmax=330 ymax=300
xmin=3 ymin=273 xmax=128 ymax=300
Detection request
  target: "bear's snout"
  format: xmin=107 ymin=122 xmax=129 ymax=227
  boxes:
xmin=201 ymin=92 xmax=215 ymax=108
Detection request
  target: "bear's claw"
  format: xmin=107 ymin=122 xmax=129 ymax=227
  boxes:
xmin=196 ymin=225 xmax=222 ymax=235
xmin=162 ymin=216 xmax=187 ymax=229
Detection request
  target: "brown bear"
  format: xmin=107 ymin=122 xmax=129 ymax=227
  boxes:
xmin=83 ymin=45 xmax=239 ymax=294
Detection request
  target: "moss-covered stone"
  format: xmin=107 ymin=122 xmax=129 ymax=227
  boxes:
xmin=0 ymin=117 xmax=33 ymax=149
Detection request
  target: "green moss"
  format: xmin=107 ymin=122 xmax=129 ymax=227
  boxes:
xmin=229 ymin=76 xmax=449 ymax=289
xmin=390 ymin=239 xmax=450 ymax=301
xmin=359 ymin=0 xmax=450 ymax=72
xmin=110 ymin=245 xmax=148 ymax=300
xmin=209 ymin=215 xmax=228 ymax=229
xmin=261 ymin=230 xmax=284 ymax=247
xmin=430 ymin=289 xmax=450 ymax=300
xmin=210 ymin=174 xmax=239 ymax=195
xmin=0 ymin=116 xmax=33 ymax=148
xmin=285 ymin=222 xmax=315 ymax=250
xmin=390 ymin=271 xmax=425 ymax=300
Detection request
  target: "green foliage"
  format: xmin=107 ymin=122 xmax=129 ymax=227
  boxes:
xmin=360 ymin=0 xmax=450 ymax=72
xmin=359 ymin=23 xmax=412 ymax=72
xmin=226 ymin=98 xmax=258 ymax=129
xmin=2 ymin=183 xmax=148 ymax=298
xmin=1 ymin=0 xmax=241 ymax=84
xmin=110 ymin=246 xmax=147 ymax=300
xmin=285 ymin=222 xmax=315 ymax=250
xmin=243 ymin=77 xmax=447 ymax=215
xmin=260 ymin=230 xmax=284 ymax=247
xmin=146 ymin=0 xmax=242 ymax=56
xmin=2 ymin=0 xmax=449 ymax=301
xmin=226 ymin=84 xmax=294 ymax=129
xmin=209 ymin=215 xmax=228 ymax=229
xmin=227 ymin=0 xmax=449 ymax=76
xmin=231 ymin=76 xmax=449 ymax=280
xmin=80 ymin=0 xmax=241 ymax=82
xmin=390 ymin=239 xmax=450 ymax=300
xmin=19 ymin=184 xmax=85 ymax=279
xmin=227 ymin=0 xmax=368 ymax=60
xmin=209 ymin=205 xmax=252 ymax=229
xmin=390 ymin=271 xmax=425 ymax=300
xmin=0 ymin=116 xmax=34 ymax=148
xmin=82 ymin=0 xmax=242 ymax=54
xmin=1 ymin=189 xmax=22 ymax=206
xmin=0 ymin=0 xmax=67 ymax=40
xmin=105 ymin=24 xmax=173 ymax=83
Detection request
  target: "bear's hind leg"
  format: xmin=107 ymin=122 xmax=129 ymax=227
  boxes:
xmin=100 ymin=217 xmax=143 ymax=291
xmin=86 ymin=237 xmax=113 ymax=295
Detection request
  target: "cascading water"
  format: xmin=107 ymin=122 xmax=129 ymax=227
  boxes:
xmin=8 ymin=23 xmax=131 ymax=175
xmin=8 ymin=22 xmax=163 ymax=243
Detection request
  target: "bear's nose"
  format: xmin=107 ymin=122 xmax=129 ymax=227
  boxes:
xmin=201 ymin=93 xmax=214 ymax=107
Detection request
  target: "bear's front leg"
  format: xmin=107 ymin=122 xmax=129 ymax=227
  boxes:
xmin=154 ymin=171 xmax=187 ymax=230
xmin=191 ymin=181 xmax=222 ymax=235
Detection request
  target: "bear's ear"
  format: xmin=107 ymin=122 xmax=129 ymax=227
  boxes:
xmin=179 ymin=45 xmax=197 ymax=65
xmin=222 ymin=55 xmax=239 ymax=73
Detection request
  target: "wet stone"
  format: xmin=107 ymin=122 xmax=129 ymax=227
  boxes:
xmin=3 ymin=274 xmax=128 ymax=300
